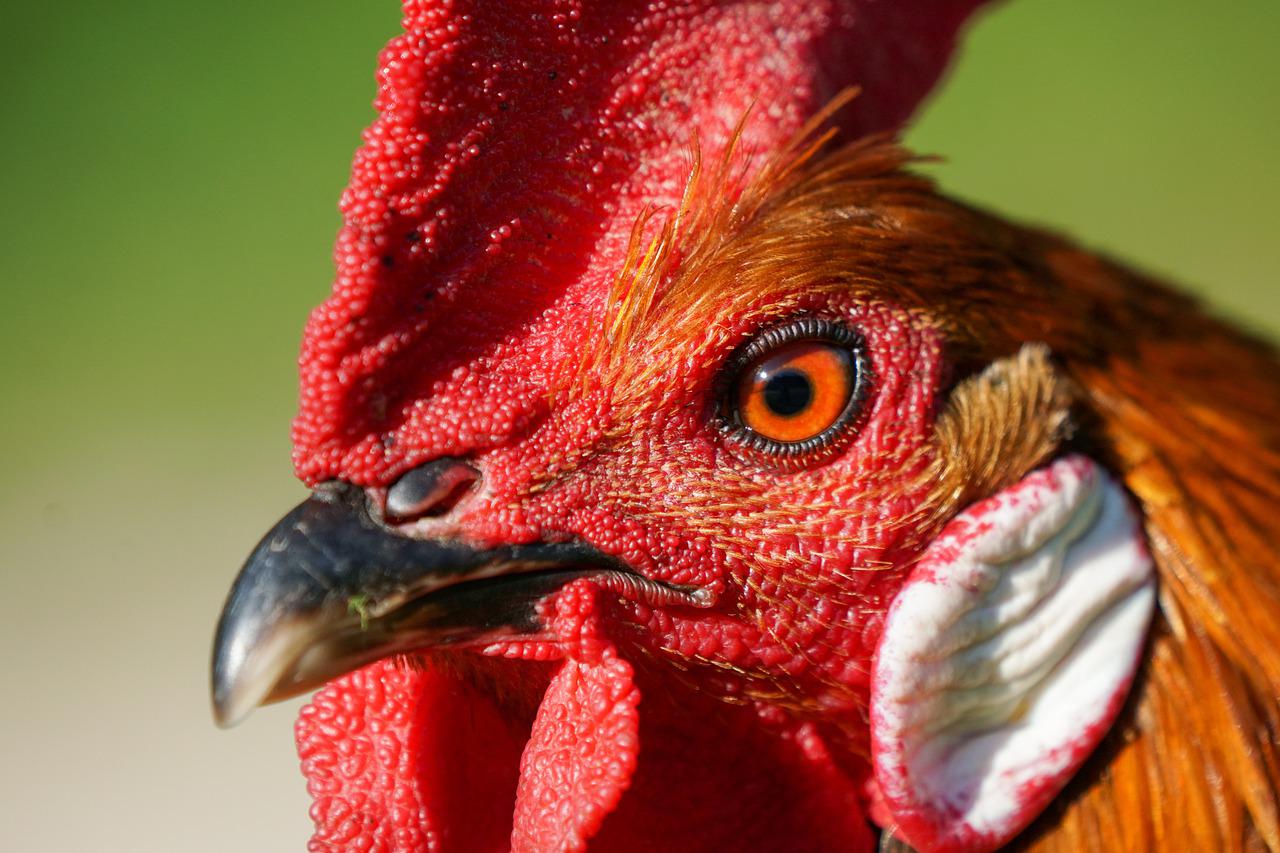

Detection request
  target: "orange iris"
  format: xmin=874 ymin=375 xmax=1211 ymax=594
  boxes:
xmin=735 ymin=340 xmax=855 ymax=444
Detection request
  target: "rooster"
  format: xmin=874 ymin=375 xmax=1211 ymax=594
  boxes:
xmin=212 ymin=1 xmax=1280 ymax=851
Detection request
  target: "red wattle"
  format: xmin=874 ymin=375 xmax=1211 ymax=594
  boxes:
xmin=295 ymin=582 xmax=882 ymax=851
xmin=297 ymin=660 xmax=533 ymax=853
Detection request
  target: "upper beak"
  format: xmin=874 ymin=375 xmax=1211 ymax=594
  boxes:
xmin=210 ymin=481 xmax=623 ymax=727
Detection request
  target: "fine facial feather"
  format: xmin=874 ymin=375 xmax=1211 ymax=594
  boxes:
xmin=924 ymin=342 xmax=1074 ymax=525
xmin=578 ymin=129 xmax=1280 ymax=850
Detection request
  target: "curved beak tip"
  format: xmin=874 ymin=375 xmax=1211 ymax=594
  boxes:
xmin=211 ymin=690 xmax=247 ymax=729
xmin=209 ymin=636 xmax=266 ymax=728
xmin=209 ymin=486 xmax=634 ymax=731
xmin=211 ymin=658 xmax=266 ymax=729
xmin=212 ymin=605 xmax=319 ymax=728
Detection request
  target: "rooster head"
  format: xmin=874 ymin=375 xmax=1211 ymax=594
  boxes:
xmin=209 ymin=3 xmax=1185 ymax=851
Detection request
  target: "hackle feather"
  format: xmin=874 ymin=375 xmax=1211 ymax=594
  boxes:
xmin=593 ymin=123 xmax=1280 ymax=849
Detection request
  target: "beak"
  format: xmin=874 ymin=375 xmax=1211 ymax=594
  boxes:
xmin=210 ymin=482 xmax=623 ymax=728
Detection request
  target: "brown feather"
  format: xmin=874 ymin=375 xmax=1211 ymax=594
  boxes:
xmin=601 ymin=129 xmax=1280 ymax=850
xmin=924 ymin=342 xmax=1075 ymax=527
xmin=861 ymin=147 xmax=1280 ymax=852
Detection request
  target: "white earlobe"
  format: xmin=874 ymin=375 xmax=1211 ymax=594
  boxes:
xmin=871 ymin=455 xmax=1155 ymax=853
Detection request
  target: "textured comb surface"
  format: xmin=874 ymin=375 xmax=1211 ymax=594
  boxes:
xmin=292 ymin=0 xmax=989 ymax=488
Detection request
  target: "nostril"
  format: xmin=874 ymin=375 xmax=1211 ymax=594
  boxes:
xmin=384 ymin=458 xmax=481 ymax=522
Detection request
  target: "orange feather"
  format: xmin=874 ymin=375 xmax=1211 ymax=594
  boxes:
xmin=601 ymin=128 xmax=1280 ymax=850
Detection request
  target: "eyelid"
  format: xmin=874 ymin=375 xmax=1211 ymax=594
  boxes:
xmin=726 ymin=317 xmax=862 ymax=372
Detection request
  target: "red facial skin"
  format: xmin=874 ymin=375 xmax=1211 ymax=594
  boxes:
xmin=290 ymin=1 xmax=990 ymax=850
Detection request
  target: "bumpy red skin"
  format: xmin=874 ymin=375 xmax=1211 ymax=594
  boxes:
xmin=298 ymin=300 xmax=944 ymax=851
xmin=291 ymin=1 xmax=989 ymax=850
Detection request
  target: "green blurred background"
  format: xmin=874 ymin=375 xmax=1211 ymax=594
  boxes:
xmin=1 ymin=1 xmax=1275 ymax=849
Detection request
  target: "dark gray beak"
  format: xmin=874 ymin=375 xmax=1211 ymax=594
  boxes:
xmin=210 ymin=482 xmax=625 ymax=727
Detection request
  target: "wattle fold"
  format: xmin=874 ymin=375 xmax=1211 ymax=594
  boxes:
xmin=511 ymin=580 xmax=642 ymax=851
xmin=513 ymin=654 xmax=641 ymax=852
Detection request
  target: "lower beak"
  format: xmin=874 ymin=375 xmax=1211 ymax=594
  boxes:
xmin=210 ymin=482 xmax=623 ymax=727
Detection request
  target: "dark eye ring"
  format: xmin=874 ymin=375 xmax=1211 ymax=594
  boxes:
xmin=717 ymin=317 xmax=871 ymax=461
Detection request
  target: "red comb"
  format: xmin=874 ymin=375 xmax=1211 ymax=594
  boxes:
xmin=292 ymin=0 xmax=990 ymax=486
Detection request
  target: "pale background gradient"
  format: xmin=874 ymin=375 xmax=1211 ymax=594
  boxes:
xmin=2 ymin=1 xmax=1276 ymax=850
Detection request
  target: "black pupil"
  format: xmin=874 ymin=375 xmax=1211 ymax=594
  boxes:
xmin=762 ymin=369 xmax=813 ymax=417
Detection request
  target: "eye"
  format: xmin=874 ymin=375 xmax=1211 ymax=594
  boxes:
xmin=720 ymin=318 xmax=870 ymax=459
